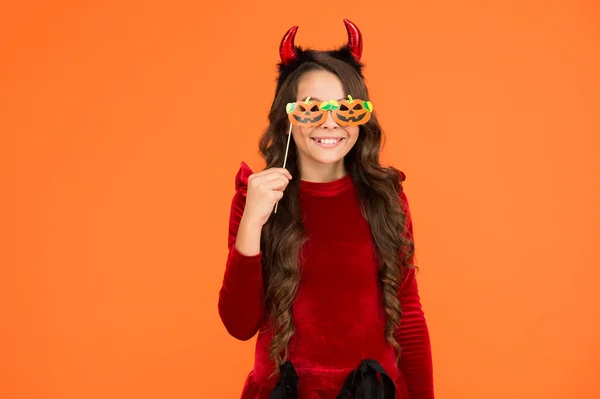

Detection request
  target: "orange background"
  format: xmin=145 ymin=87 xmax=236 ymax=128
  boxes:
xmin=2 ymin=1 xmax=599 ymax=398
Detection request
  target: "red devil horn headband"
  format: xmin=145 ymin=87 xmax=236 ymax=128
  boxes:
xmin=279 ymin=18 xmax=363 ymax=66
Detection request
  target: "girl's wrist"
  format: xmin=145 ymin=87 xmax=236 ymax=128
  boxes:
xmin=239 ymin=215 xmax=263 ymax=232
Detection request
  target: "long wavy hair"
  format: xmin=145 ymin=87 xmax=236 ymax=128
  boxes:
xmin=258 ymin=52 xmax=416 ymax=371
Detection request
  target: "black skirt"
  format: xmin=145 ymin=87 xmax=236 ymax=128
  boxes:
xmin=269 ymin=359 xmax=396 ymax=399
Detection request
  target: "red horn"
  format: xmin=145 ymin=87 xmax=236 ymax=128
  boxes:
xmin=343 ymin=19 xmax=362 ymax=62
xmin=279 ymin=25 xmax=299 ymax=66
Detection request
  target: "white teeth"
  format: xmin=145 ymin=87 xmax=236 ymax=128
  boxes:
xmin=316 ymin=138 xmax=339 ymax=144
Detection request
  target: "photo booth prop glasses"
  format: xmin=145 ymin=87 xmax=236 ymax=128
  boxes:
xmin=286 ymin=96 xmax=373 ymax=127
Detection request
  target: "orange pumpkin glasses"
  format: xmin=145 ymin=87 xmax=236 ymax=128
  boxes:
xmin=286 ymin=95 xmax=373 ymax=127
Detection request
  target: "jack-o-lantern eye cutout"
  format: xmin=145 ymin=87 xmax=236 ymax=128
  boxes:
xmin=286 ymin=97 xmax=327 ymax=127
xmin=332 ymin=95 xmax=373 ymax=126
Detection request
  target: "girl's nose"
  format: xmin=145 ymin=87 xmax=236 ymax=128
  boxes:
xmin=321 ymin=111 xmax=338 ymax=130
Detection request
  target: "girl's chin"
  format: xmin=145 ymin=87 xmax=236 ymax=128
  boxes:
xmin=307 ymin=153 xmax=346 ymax=165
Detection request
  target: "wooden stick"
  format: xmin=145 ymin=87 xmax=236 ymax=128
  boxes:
xmin=274 ymin=123 xmax=293 ymax=214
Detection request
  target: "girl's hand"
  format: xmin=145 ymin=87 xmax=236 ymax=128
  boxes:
xmin=241 ymin=167 xmax=292 ymax=227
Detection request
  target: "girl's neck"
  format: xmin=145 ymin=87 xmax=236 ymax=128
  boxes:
xmin=298 ymin=160 xmax=347 ymax=183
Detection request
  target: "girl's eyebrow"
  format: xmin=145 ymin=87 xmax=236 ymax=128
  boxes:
xmin=304 ymin=96 xmax=345 ymax=102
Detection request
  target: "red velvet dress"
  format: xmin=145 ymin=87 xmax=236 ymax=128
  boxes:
xmin=218 ymin=162 xmax=434 ymax=398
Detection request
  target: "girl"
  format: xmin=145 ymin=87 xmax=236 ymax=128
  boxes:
xmin=218 ymin=19 xmax=434 ymax=399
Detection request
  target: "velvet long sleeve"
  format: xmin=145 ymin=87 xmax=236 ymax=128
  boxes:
xmin=394 ymin=189 xmax=435 ymax=399
xmin=217 ymin=162 xmax=265 ymax=341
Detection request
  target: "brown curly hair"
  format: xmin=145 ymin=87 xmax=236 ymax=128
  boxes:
xmin=257 ymin=52 xmax=416 ymax=372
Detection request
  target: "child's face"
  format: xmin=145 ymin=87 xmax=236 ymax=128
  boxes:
xmin=292 ymin=70 xmax=360 ymax=169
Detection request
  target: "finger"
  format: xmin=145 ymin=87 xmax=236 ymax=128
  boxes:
xmin=251 ymin=170 xmax=292 ymax=184
xmin=262 ymin=168 xmax=292 ymax=180
xmin=271 ymin=190 xmax=284 ymax=201
xmin=251 ymin=168 xmax=292 ymax=180
xmin=261 ymin=176 xmax=290 ymax=191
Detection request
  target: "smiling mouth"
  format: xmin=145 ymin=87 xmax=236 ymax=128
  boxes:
xmin=311 ymin=137 xmax=345 ymax=142
xmin=293 ymin=114 xmax=324 ymax=123
xmin=336 ymin=113 xmax=366 ymax=122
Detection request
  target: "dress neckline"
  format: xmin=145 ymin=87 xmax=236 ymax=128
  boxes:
xmin=299 ymin=173 xmax=354 ymax=196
